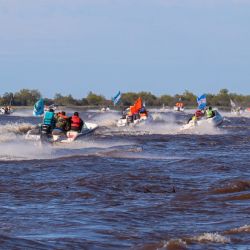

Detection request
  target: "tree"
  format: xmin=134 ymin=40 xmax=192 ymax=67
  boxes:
xmin=137 ymin=91 xmax=157 ymax=106
xmin=0 ymin=92 xmax=14 ymax=105
xmin=54 ymin=93 xmax=77 ymax=105
xmin=182 ymin=90 xmax=197 ymax=106
xmin=159 ymin=95 xmax=174 ymax=106
xmin=86 ymin=91 xmax=105 ymax=106
xmin=121 ymin=92 xmax=139 ymax=106
xmin=14 ymin=89 xmax=41 ymax=105
xmin=216 ymin=88 xmax=230 ymax=107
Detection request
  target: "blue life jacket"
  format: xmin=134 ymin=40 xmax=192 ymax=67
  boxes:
xmin=43 ymin=111 xmax=55 ymax=127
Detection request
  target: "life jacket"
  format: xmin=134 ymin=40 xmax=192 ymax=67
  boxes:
xmin=127 ymin=110 xmax=132 ymax=116
xmin=206 ymin=109 xmax=214 ymax=118
xmin=55 ymin=113 xmax=69 ymax=130
xmin=192 ymin=115 xmax=197 ymax=121
xmin=71 ymin=115 xmax=81 ymax=129
xmin=43 ymin=111 xmax=55 ymax=127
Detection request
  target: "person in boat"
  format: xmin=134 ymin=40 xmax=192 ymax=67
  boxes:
xmin=121 ymin=108 xmax=128 ymax=119
xmin=139 ymin=106 xmax=148 ymax=118
xmin=126 ymin=109 xmax=134 ymax=123
xmin=4 ymin=106 xmax=9 ymax=114
xmin=70 ymin=112 xmax=84 ymax=132
xmin=187 ymin=109 xmax=204 ymax=124
xmin=206 ymin=106 xmax=215 ymax=118
xmin=53 ymin=111 xmax=71 ymax=134
xmin=133 ymin=112 xmax=140 ymax=121
xmin=42 ymin=108 xmax=56 ymax=134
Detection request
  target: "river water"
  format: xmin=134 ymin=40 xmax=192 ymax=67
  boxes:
xmin=0 ymin=109 xmax=249 ymax=249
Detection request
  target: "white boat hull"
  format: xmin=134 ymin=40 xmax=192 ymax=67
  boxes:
xmin=25 ymin=122 xmax=98 ymax=143
xmin=117 ymin=116 xmax=149 ymax=127
xmin=0 ymin=107 xmax=13 ymax=115
xmin=181 ymin=111 xmax=223 ymax=130
xmin=53 ymin=122 xmax=98 ymax=143
xmin=173 ymin=106 xmax=184 ymax=112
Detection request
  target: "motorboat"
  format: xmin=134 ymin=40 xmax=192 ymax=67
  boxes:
xmin=0 ymin=106 xmax=13 ymax=115
xmin=25 ymin=122 xmax=98 ymax=143
xmin=117 ymin=97 xmax=151 ymax=127
xmin=181 ymin=110 xmax=223 ymax=130
xmin=173 ymin=102 xmax=184 ymax=112
xmin=117 ymin=114 xmax=149 ymax=127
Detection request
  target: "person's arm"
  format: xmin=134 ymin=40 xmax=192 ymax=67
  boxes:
xmin=80 ymin=119 xmax=84 ymax=128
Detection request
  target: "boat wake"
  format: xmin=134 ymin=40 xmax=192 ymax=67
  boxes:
xmin=138 ymin=224 xmax=250 ymax=249
xmin=0 ymin=123 xmax=35 ymax=142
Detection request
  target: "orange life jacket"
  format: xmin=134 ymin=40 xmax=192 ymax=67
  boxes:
xmin=71 ymin=115 xmax=81 ymax=128
xmin=58 ymin=113 xmax=68 ymax=119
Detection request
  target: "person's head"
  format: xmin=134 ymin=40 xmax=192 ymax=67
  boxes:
xmin=49 ymin=108 xmax=54 ymax=112
xmin=208 ymin=106 xmax=212 ymax=110
xmin=74 ymin=112 xmax=79 ymax=116
xmin=61 ymin=111 xmax=66 ymax=116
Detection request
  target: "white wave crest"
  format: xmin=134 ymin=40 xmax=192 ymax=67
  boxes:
xmin=225 ymin=224 xmax=250 ymax=234
xmin=0 ymin=123 xmax=34 ymax=142
xmin=162 ymin=238 xmax=187 ymax=250
xmin=191 ymin=232 xmax=230 ymax=243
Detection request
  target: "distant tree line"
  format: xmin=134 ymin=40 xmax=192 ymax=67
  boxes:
xmin=0 ymin=88 xmax=249 ymax=109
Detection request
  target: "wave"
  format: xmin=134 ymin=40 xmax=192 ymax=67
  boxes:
xmin=162 ymin=238 xmax=188 ymax=250
xmin=0 ymin=137 xmax=140 ymax=161
xmin=146 ymin=224 xmax=250 ymax=249
xmin=188 ymin=232 xmax=230 ymax=244
xmin=155 ymin=233 xmax=230 ymax=250
xmin=0 ymin=123 xmax=35 ymax=143
xmin=225 ymin=225 xmax=250 ymax=234
xmin=0 ymin=235 xmax=51 ymax=249
xmin=212 ymin=180 xmax=250 ymax=194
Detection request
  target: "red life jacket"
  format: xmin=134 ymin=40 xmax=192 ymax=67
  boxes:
xmin=71 ymin=115 xmax=81 ymax=128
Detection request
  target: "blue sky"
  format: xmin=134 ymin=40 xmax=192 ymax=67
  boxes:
xmin=0 ymin=0 xmax=249 ymax=98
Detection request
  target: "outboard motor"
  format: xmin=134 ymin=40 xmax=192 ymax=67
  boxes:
xmin=127 ymin=115 xmax=133 ymax=123
xmin=41 ymin=124 xmax=51 ymax=134
xmin=134 ymin=113 xmax=140 ymax=120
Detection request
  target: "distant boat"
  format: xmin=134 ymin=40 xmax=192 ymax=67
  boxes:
xmin=230 ymin=99 xmax=242 ymax=115
xmin=0 ymin=106 xmax=13 ymax=115
xmin=44 ymin=104 xmax=57 ymax=112
xmin=173 ymin=102 xmax=184 ymax=112
xmin=160 ymin=104 xmax=166 ymax=111
xmin=100 ymin=107 xmax=111 ymax=112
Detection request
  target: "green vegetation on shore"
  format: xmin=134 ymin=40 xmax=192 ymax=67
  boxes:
xmin=0 ymin=89 xmax=249 ymax=109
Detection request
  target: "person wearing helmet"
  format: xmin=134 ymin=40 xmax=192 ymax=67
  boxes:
xmin=187 ymin=109 xmax=204 ymax=124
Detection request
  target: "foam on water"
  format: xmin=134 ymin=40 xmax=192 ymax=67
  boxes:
xmin=0 ymin=140 xmax=53 ymax=160
xmin=0 ymin=123 xmax=34 ymax=142
xmin=10 ymin=109 xmax=33 ymax=117
xmin=190 ymin=232 xmax=231 ymax=243
xmin=162 ymin=238 xmax=187 ymax=250
xmin=161 ymin=232 xmax=231 ymax=249
xmin=91 ymin=112 xmax=120 ymax=127
xmin=212 ymin=180 xmax=250 ymax=194
xmin=220 ymin=110 xmax=250 ymax=119
xmin=225 ymin=224 xmax=250 ymax=234
xmin=0 ymin=134 xmax=139 ymax=161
